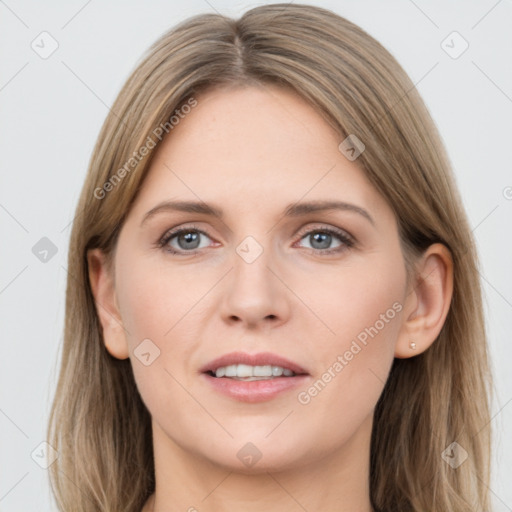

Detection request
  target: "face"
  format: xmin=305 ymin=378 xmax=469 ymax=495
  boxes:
xmin=108 ymin=85 xmax=409 ymax=472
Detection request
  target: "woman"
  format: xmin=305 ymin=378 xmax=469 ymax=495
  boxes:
xmin=48 ymin=4 xmax=493 ymax=511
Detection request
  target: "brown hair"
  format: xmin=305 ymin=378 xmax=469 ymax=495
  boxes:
xmin=48 ymin=4 xmax=493 ymax=511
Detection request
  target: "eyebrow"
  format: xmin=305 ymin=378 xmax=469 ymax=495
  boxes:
xmin=140 ymin=199 xmax=375 ymax=227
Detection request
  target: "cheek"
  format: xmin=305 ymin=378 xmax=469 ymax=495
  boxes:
xmin=298 ymin=251 xmax=405 ymax=352
xmin=114 ymin=257 xmax=208 ymax=405
xmin=294 ymin=250 xmax=405 ymax=409
xmin=116 ymin=254 xmax=204 ymax=343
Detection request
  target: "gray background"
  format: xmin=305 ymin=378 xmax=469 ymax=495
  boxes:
xmin=1 ymin=1 xmax=511 ymax=510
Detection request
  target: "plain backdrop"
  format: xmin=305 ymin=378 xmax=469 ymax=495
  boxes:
xmin=1 ymin=1 xmax=511 ymax=510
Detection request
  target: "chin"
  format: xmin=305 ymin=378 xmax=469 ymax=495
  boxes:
xmin=183 ymin=431 xmax=320 ymax=475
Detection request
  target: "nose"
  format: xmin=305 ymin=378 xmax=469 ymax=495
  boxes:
xmin=219 ymin=242 xmax=291 ymax=330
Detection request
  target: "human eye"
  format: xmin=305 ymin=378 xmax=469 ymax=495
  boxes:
xmin=294 ymin=224 xmax=355 ymax=255
xmin=155 ymin=223 xmax=354 ymax=257
xmin=157 ymin=224 xmax=217 ymax=256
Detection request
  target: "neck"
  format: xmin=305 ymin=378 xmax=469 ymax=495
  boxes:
xmin=143 ymin=414 xmax=374 ymax=512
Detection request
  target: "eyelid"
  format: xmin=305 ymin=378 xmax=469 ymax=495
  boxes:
xmin=294 ymin=223 xmax=355 ymax=244
xmin=157 ymin=223 xmax=213 ymax=249
xmin=157 ymin=222 xmax=356 ymax=255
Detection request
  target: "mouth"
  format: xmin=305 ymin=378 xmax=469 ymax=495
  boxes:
xmin=207 ymin=364 xmax=298 ymax=381
xmin=200 ymin=352 xmax=310 ymax=402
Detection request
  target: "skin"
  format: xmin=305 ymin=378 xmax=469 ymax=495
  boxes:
xmin=88 ymin=84 xmax=453 ymax=512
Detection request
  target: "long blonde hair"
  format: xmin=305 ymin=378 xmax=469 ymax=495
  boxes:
xmin=48 ymin=4 xmax=493 ymax=511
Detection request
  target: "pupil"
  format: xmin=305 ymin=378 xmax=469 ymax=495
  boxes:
xmin=179 ymin=232 xmax=200 ymax=249
xmin=175 ymin=231 xmax=332 ymax=251
xmin=311 ymin=232 xmax=331 ymax=249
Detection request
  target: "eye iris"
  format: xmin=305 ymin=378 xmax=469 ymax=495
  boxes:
xmin=178 ymin=231 xmax=200 ymax=250
xmin=310 ymin=232 xmax=331 ymax=250
xmin=167 ymin=229 xmax=342 ymax=252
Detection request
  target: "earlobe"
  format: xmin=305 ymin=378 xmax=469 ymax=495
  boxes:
xmin=87 ymin=248 xmax=129 ymax=360
xmin=395 ymin=243 xmax=454 ymax=359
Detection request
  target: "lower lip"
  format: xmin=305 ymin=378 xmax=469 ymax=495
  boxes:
xmin=202 ymin=373 xmax=310 ymax=403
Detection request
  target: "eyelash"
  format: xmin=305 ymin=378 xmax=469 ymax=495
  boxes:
xmin=157 ymin=223 xmax=355 ymax=256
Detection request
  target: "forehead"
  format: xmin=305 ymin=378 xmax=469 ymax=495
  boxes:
xmin=128 ymin=85 xmax=390 ymax=224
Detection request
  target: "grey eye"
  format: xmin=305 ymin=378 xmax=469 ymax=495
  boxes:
xmin=299 ymin=231 xmax=343 ymax=251
xmin=165 ymin=230 xmax=212 ymax=252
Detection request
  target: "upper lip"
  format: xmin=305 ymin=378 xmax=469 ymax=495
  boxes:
xmin=200 ymin=351 xmax=309 ymax=375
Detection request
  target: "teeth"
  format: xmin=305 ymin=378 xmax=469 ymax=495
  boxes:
xmin=253 ymin=365 xmax=271 ymax=376
xmin=214 ymin=364 xmax=296 ymax=379
xmin=272 ymin=366 xmax=283 ymax=376
xmin=225 ymin=365 xmax=237 ymax=377
xmin=237 ymin=364 xmax=254 ymax=377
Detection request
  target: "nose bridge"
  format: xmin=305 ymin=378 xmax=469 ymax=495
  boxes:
xmin=220 ymin=232 xmax=289 ymax=326
xmin=232 ymin=234 xmax=275 ymax=301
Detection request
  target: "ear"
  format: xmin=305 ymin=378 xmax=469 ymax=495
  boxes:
xmin=395 ymin=243 xmax=454 ymax=358
xmin=87 ymin=248 xmax=129 ymax=360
